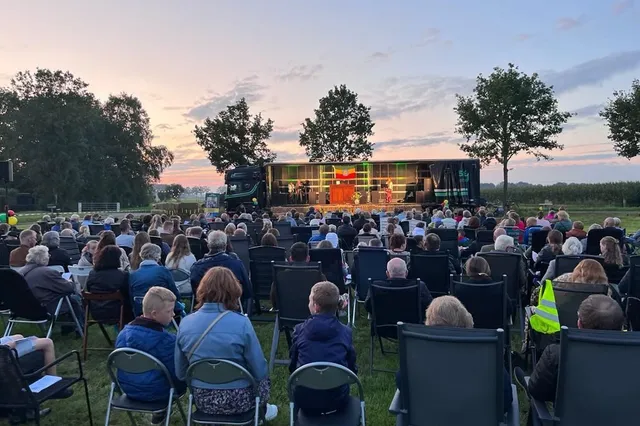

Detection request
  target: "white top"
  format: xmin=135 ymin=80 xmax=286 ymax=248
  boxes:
xmin=457 ymin=218 xmax=470 ymax=230
xmin=537 ymin=219 xmax=551 ymax=228
xmin=442 ymin=218 xmax=457 ymax=229
xmin=116 ymin=234 xmax=135 ymax=248
xmin=165 ymin=253 xmax=197 ymax=272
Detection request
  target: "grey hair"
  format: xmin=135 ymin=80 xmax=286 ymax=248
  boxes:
xmin=463 ymin=210 xmax=472 ymax=218
xmin=207 ymin=230 xmax=227 ymax=252
xmin=329 ymin=224 xmax=337 ymax=232
xmin=54 ymin=217 xmax=64 ymax=224
xmin=562 ymin=237 xmax=583 ymax=255
xmin=60 ymin=229 xmax=74 ymax=237
xmin=387 ymin=258 xmax=408 ymax=278
xmin=26 ymin=245 xmax=50 ymax=266
xmin=494 ymin=235 xmax=515 ymax=251
xmin=140 ymin=242 xmax=162 ymax=261
xmin=104 ymin=217 xmax=115 ymax=225
xmin=19 ymin=229 xmax=36 ymax=245
xmin=42 ymin=231 xmax=60 ymax=248
xmin=42 ymin=215 xmax=51 ymax=222
xmin=70 ymin=214 xmax=79 ymax=221
xmin=445 ymin=209 xmax=453 ymax=218
xmin=237 ymin=222 xmax=247 ymax=231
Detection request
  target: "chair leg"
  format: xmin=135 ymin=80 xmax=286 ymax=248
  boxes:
xmin=268 ymin=316 xmax=280 ymax=373
xmin=369 ymin=334 xmax=374 ymax=375
xmin=176 ymin=400 xmax=187 ymax=425
xmin=105 ymin=383 xmax=115 ymax=426
xmin=187 ymin=395 xmax=194 ymax=426
xmin=98 ymin=323 xmax=113 ymax=346
xmin=66 ymin=296 xmax=84 ymax=337
xmin=83 ymin=378 xmax=94 ymax=426
xmin=164 ymin=389 xmax=174 ymax=426
xmin=83 ymin=305 xmax=90 ymax=361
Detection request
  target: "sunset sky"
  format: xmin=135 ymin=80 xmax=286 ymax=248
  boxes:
xmin=1 ymin=0 xmax=639 ymax=188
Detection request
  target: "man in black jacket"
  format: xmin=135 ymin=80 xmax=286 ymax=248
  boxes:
xmin=337 ymin=215 xmax=357 ymax=246
xmin=421 ymin=233 xmax=461 ymax=275
xmin=525 ymin=295 xmax=624 ymax=402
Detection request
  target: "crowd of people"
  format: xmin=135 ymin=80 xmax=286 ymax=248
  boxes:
xmin=0 ymin=204 xmax=636 ymax=424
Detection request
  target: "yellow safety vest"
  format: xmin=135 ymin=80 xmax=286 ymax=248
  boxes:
xmin=530 ymin=280 xmax=561 ymax=334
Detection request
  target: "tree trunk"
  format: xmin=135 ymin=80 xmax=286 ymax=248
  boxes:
xmin=502 ymin=164 xmax=509 ymax=210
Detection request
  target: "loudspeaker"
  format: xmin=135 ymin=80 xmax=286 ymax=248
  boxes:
xmin=0 ymin=161 xmax=13 ymax=182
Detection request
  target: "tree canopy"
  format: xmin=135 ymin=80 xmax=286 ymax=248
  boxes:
xmin=193 ymin=98 xmax=276 ymax=174
xmin=454 ymin=63 xmax=571 ymax=206
xmin=0 ymin=69 xmax=174 ymax=208
xmin=600 ymin=79 xmax=640 ymax=159
xmin=299 ymin=84 xmax=375 ymax=162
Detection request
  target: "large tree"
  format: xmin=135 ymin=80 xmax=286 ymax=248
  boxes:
xmin=454 ymin=63 xmax=572 ymax=207
xmin=193 ymin=98 xmax=276 ymax=173
xmin=600 ymin=79 xmax=640 ymax=158
xmin=299 ymin=84 xmax=375 ymax=162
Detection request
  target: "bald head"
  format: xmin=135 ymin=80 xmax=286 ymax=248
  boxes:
xmin=493 ymin=227 xmax=506 ymax=241
xmin=387 ymin=258 xmax=408 ymax=279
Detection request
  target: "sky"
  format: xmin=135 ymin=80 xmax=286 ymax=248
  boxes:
xmin=1 ymin=0 xmax=639 ymax=188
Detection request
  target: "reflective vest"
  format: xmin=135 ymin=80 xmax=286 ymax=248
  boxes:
xmin=530 ymin=280 xmax=561 ymax=334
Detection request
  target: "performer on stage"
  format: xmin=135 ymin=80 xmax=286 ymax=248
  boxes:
xmin=385 ymin=178 xmax=393 ymax=203
xmin=295 ymin=180 xmax=302 ymax=204
xmin=288 ymin=182 xmax=295 ymax=202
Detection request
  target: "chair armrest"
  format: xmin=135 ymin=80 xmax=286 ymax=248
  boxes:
xmin=530 ymin=396 xmax=556 ymax=426
xmin=388 ymin=389 xmax=406 ymax=415
xmin=24 ymin=350 xmax=83 ymax=380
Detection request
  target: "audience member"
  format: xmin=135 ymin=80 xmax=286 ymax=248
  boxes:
xmin=165 ymin=235 xmax=197 ymax=295
xmin=42 ymin=231 xmax=71 ymax=272
xmin=535 ymin=230 xmax=563 ymax=268
xmin=9 ymin=229 xmax=37 ymax=267
xmin=599 ymin=236 xmax=626 ymax=283
xmin=309 ymin=224 xmax=329 ymax=243
xmin=261 ymin=232 xmax=278 ymax=247
xmin=553 ymin=211 xmax=572 ymax=233
xmin=480 ymin=228 xmax=507 ymax=253
xmin=115 ymin=219 xmax=135 ymax=248
xmin=78 ymin=240 xmax=99 ymax=267
xmin=523 ymin=217 xmax=542 ymax=246
xmin=566 ymin=221 xmax=587 ymax=240
xmin=421 ymin=233 xmax=461 ymax=275
xmin=97 ymin=230 xmax=130 ymax=271
xmin=541 ymin=237 xmax=584 ymax=281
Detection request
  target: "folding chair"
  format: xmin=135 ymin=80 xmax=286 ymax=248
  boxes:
xmin=60 ymin=236 xmax=81 ymax=264
xmin=288 ymin=362 xmax=366 ymax=426
xmin=82 ymin=290 xmax=125 ymax=360
xmin=528 ymin=327 xmax=640 ymax=426
xmin=186 ymin=359 xmax=260 ymax=426
xmin=277 ymin=236 xmax=296 ymax=258
xmin=585 ymin=228 xmax=625 ymax=256
xmin=369 ymin=281 xmax=421 ymax=373
xmin=408 ymin=253 xmax=450 ymax=296
xmin=249 ymin=246 xmax=287 ymax=317
xmin=274 ymin=222 xmax=293 ymax=238
xmin=230 ymin=236 xmax=252 ymax=274
xmin=89 ymin=224 xmax=105 ymax=235
xmin=553 ymin=255 xmax=603 ymax=277
xmin=69 ymin=264 xmax=92 ymax=290
xmin=187 ymin=237 xmax=204 ymax=260
xmin=106 ymin=348 xmax=187 ymax=426
xmin=0 ymin=346 xmax=93 ymax=426
xmin=270 ymin=263 xmax=323 ymax=372
xmin=351 ymin=248 xmax=388 ymax=326
xmin=169 ymin=268 xmax=193 ymax=311
xmin=389 ymin=324 xmax=518 ymax=426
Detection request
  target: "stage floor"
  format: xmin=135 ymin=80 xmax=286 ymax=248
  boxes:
xmin=270 ymin=203 xmax=426 ymax=214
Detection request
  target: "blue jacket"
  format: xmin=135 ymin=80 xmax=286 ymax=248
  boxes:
xmin=175 ymin=303 xmax=268 ymax=389
xmin=524 ymin=226 xmax=542 ymax=245
xmin=129 ymin=260 xmax=181 ymax=316
xmin=289 ymin=313 xmax=357 ymax=415
xmin=308 ymin=234 xmax=326 ymax=243
xmin=115 ymin=317 xmax=185 ymax=401
xmin=190 ymin=252 xmax=252 ymax=302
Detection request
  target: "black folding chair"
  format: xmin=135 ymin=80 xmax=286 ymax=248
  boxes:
xmin=352 ymin=247 xmax=388 ymax=326
xmin=476 ymin=230 xmax=494 ymax=246
xmin=309 ymin=248 xmax=347 ymax=294
xmin=288 ymin=362 xmax=366 ymax=426
xmin=89 ymin=224 xmax=105 ymax=235
xmin=369 ymin=281 xmax=421 ymax=373
xmin=0 ymin=242 xmax=9 ymax=266
xmin=463 ymin=227 xmax=477 ymax=241
xmin=530 ymin=230 xmax=549 ymax=254
xmin=389 ymin=324 xmax=518 ymax=426
xmin=270 ymin=263 xmax=324 ymax=372
xmin=248 ymin=246 xmax=287 ymax=317
xmin=400 ymin=221 xmax=410 ymax=236
xmin=292 ymin=226 xmax=317 ymax=244
xmin=554 ymin=255 xmax=603 ymax=277
xmin=408 ymin=254 xmax=450 ymax=296
xmin=130 ymin=220 xmax=143 ymax=233
xmin=207 ymin=222 xmax=226 ymax=232
xmin=150 ymin=236 xmax=167 ymax=265
xmin=0 ymin=346 xmax=93 ymax=426
xmin=274 ymin=222 xmax=293 ymax=238
xmin=277 ymin=236 xmax=296 ymax=258
xmin=427 ymin=228 xmax=457 ymax=242
xmin=529 ymin=327 xmax=640 ymax=426
xmin=106 ymin=348 xmax=186 ymax=426
xmin=230 ymin=236 xmax=252 ymax=274
xmin=59 ymin=236 xmax=81 ymax=264
xmin=187 ymin=237 xmax=204 ymax=260
xmin=585 ymin=228 xmax=624 ymax=256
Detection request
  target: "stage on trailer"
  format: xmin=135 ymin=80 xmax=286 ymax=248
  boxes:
xmin=270 ymin=202 xmax=426 ymax=215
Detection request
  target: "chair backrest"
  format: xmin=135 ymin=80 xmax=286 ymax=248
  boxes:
xmin=69 ymin=265 xmax=92 ymax=276
xmin=451 ymin=275 xmax=507 ymax=331
xmin=440 ymin=239 xmax=459 ymax=260
xmin=249 ymin=246 xmax=286 ymax=299
xmin=89 ymin=224 xmax=105 ymax=235
xmin=130 ymin=220 xmax=143 ymax=232
xmin=273 ymin=263 xmax=323 ymax=328
xmin=400 ymin=221 xmax=410 ymax=236
xmin=229 ymin=236 xmax=251 ymax=273
xmin=208 ymin=222 xmax=227 ymax=232
xmin=586 ymin=228 xmax=624 ymax=256
xmin=463 ymin=227 xmax=477 ymax=241
xmin=309 ymin=248 xmax=346 ymax=292
xmin=0 ymin=242 xmax=9 ymax=267
xmin=292 ymin=226 xmax=316 ymax=244
xmin=475 ymin=230 xmax=494 ymax=245
xmin=354 ymin=247 xmax=388 ymax=301
xmin=326 ymin=218 xmax=342 ymax=227
xmin=187 ymin=237 xmax=204 ymax=260
xmin=169 ymin=268 xmax=190 ymax=282
xmin=627 ymin=256 xmax=640 ymax=299
xmin=107 ymin=347 xmax=177 ymax=390
xmin=477 ymin=252 xmax=522 ymax=302
xmin=531 ymin=229 xmax=550 ymax=253
xmin=405 ymin=237 xmax=417 ymax=253
xmin=149 ymin=236 xmax=167 ymax=264
xmin=409 ymin=254 xmax=450 ymax=295
xmin=397 ymin=323 xmax=505 ymax=426
xmin=186 ymin=359 xmax=257 ymax=391
xmin=554 ymin=327 xmax=640 ymax=425
xmin=370 ymin=281 xmax=422 ymax=339
xmin=340 ymin=233 xmax=357 ymax=250
xmin=0 ymin=268 xmax=50 ymax=320
xmin=288 ymin=362 xmax=364 ymax=404
xmin=554 ymin=255 xmax=604 ymax=277
xmin=0 ymin=346 xmax=38 ymax=408
xmin=274 ymin=222 xmax=293 ymax=237
xmin=357 ymin=234 xmax=375 ymax=246
xmin=276 ymin=236 xmax=295 ymax=258
xmin=551 ymin=281 xmax=609 ymax=327
xmin=59 ymin=236 xmax=81 ymax=263
xmin=111 ymin=224 xmax=121 ymax=235
xmin=428 ymin=228 xmax=457 ymax=241
xmin=502 ymin=226 xmax=521 ymax=242
xmin=246 ymin=223 xmax=263 ymax=244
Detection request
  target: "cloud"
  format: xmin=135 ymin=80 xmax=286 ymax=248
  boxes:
xmin=543 ymin=50 xmax=640 ymax=94
xmin=570 ymin=103 xmax=604 ymax=118
xmin=556 ymin=17 xmax=583 ymax=31
xmin=276 ymin=64 xmax=323 ymax=82
xmin=155 ymin=123 xmax=174 ymax=131
xmin=516 ymin=33 xmax=534 ymax=41
xmin=270 ymin=129 xmax=300 ymax=143
xmin=183 ymin=75 xmax=266 ymax=121
xmin=375 ymin=133 xmax=462 ymax=150
xmin=368 ymin=50 xmax=395 ymax=61
xmin=613 ymin=0 xmax=634 ymax=15
xmin=413 ymin=28 xmax=443 ymax=48
xmin=271 ymin=150 xmax=307 ymax=162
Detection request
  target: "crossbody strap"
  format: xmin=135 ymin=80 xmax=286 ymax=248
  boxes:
xmin=187 ymin=310 xmax=231 ymax=360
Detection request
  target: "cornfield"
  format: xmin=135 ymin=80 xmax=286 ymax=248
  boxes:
xmin=481 ymin=182 xmax=640 ymax=206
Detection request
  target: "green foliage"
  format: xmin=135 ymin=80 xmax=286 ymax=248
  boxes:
xmin=455 ymin=63 xmax=572 ymax=205
xmin=193 ymin=98 xmax=276 ymax=174
xmin=600 ymin=79 xmax=640 ymax=158
xmin=162 ymin=183 xmax=185 ymax=200
xmin=481 ymin=181 xmax=640 ymax=206
xmin=0 ymin=69 xmax=173 ymax=208
xmin=299 ymin=84 xmax=375 ymax=162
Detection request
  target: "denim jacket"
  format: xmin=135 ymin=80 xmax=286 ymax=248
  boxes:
xmin=175 ymin=303 xmax=268 ymax=389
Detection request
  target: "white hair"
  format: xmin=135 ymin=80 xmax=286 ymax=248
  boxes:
xmin=104 ymin=217 xmax=115 ymax=225
xmin=387 ymin=258 xmax=408 ymax=278
xmin=42 ymin=231 xmax=60 ymax=248
xmin=60 ymin=229 xmax=74 ymax=237
xmin=70 ymin=214 xmax=80 ymax=221
xmin=435 ymin=211 xmax=445 ymax=219
xmin=237 ymin=222 xmax=247 ymax=231
xmin=562 ymin=237 xmax=583 ymax=255
xmin=494 ymin=235 xmax=515 ymax=252
xmin=463 ymin=210 xmax=472 ymax=218
xmin=207 ymin=230 xmax=227 ymax=252
xmin=329 ymin=224 xmax=337 ymax=232
xmin=445 ymin=209 xmax=453 ymax=218
xmin=140 ymin=243 xmax=161 ymax=261
xmin=26 ymin=245 xmax=50 ymax=266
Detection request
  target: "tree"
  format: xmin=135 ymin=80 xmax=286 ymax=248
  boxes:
xmin=600 ymin=79 xmax=640 ymax=158
xmin=299 ymin=84 xmax=375 ymax=162
xmin=454 ymin=63 xmax=572 ymax=207
xmin=193 ymin=98 xmax=276 ymax=173
xmin=164 ymin=183 xmax=185 ymax=200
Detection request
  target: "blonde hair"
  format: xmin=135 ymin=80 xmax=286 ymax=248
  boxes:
xmin=569 ymin=259 xmax=609 ymax=284
xmin=224 ymin=223 xmax=236 ymax=236
xmin=600 ymin=236 xmax=623 ymax=266
xmin=557 ymin=211 xmax=569 ymax=221
xmin=166 ymin=235 xmax=192 ymax=269
xmin=142 ymin=286 xmax=176 ymax=315
xmin=425 ymin=296 xmax=474 ymax=328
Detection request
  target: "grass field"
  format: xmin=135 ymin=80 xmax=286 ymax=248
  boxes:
xmin=6 ymin=206 xmax=638 ymax=425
